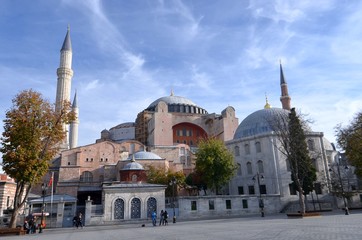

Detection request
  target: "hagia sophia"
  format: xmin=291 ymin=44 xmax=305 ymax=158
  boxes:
xmin=3 ymin=28 xmax=359 ymax=227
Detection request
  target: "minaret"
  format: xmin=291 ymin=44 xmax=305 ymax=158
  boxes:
xmin=69 ymin=92 xmax=79 ymax=149
xmin=279 ymin=62 xmax=291 ymax=110
xmin=56 ymin=26 xmax=74 ymax=148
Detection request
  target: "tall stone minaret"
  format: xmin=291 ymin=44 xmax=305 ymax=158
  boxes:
xmin=279 ymin=62 xmax=291 ymax=110
xmin=56 ymin=26 xmax=73 ymax=149
xmin=69 ymin=92 xmax=79 ymax=149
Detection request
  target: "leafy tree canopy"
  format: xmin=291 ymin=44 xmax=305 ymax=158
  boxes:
xmin=336 ymin=111 xmax=362 ymax=176
xmin=195 ymin=138 xmax=236 ymax=194
xmin=146 ymin=166 xmax=185 ymax=197
xmin=0 ymin=89 xmax=75 ymax=228
xmin=288 ymin=108 xmax=316 ymax=212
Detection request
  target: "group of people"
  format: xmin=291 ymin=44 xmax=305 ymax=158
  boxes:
xmin=151 ymin=209 xmax=168 ymax=226
xmin=73 ymin=212 xmax=83 ymax=229
xmin=23 ymin=216 xmax=40 ymax=234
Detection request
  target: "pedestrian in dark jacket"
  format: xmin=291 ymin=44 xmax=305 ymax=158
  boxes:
xmin=159 ymin=210 xmax=164 ymax=226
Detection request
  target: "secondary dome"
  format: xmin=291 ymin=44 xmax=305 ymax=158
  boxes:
xmin=234 ymin=108 xmax=290 ymax=139
xmin=127 ymin=151 xmax=163 ymax=160
xmin=146 ymin=95 xmax=208 ymax=114
xmin=122 ymin=159 xmax=144 ymax=170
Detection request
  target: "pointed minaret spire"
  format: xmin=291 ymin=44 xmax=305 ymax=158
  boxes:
xmin=69 ymin=91 xmax=79 ymax=149
xmin=72 ymin=90 xmax=78 ymax=108
xmin=279 ymin=61 xmax=291 ymax=110
xmin=56 ymin=26 xmax=74 ymax=150
xmin=61 ymin=25 xmax=72 ymax=52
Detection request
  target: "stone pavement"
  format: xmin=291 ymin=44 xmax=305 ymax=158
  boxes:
xmin=2 ymin=210 xmax=362 ymax=240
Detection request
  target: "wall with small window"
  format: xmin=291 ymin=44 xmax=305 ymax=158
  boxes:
xmin=178 ymin=195 xmax=281 ymax=219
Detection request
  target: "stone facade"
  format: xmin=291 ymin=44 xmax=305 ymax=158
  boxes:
xmin=0 ymin=174 xmax=16 ymax=217
xmin=101 ymin=183 xmax=166 ymax=223
xmin=226 ymin=107 xmax=337 ymax=213
xmin=178 ymin=195 xmax=281 ymax=219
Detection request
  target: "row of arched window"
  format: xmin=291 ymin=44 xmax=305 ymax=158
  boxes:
xmin=234 ymin=139 xmax=316 ymax=157
xmin=114 ymin=197 xmax=157 ymax=219
xmin=236 ymin=160 xmax=264 ymax=176
xmin=234 ymin=142 xmax=262 ymax=156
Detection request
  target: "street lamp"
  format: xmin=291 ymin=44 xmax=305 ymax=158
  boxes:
xmin=329 ymin=154 xmax=349 ymax=215
xmin=252 ymin=172 xmax=265 ymax=217
xmin=169 ymin=176 xmax=177 ymax=223
xmin=39 ymin=183 xmax=48 ymax=233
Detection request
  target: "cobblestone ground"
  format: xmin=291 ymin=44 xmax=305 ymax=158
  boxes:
xmin=2 ymin=211 xmax=362 ymax=240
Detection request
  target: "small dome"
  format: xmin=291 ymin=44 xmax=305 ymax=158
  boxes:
xmin=234 ymin=108 xmax=290 ymax=139
xmin=122 ymin=160 xmax=144 ymax=170
xmin=127 ymin=151 xmax=163 ymax=160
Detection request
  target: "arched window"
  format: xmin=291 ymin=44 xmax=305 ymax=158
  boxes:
xmin=257 ymin=160 xmax=264 ymax=174
xmin=234 ymin=146 xmax=240 ymax=156
xmin=147 ymin=197 xmax=157 ymax=218
xmin=247 ymin=162 xmax=252 ymax=175
xmin=131 ymin=198 xmax=141 ymax=219
xmin=114 ymin=198 xmax=124 ymax=219
xmin=237 ymin=163 xmax=242 ymax=176
xmin=286 ymin=159 xmax=291 ymax=172
xmin=244 ymin=144 xmax=250 ymax=155
xmin=80 ymin=171 xmax=93 ymax=182
xmin=132 ymin=174 xmax=138 ymax=182
xmin=308 ymin=139 xmax=315 ymax=151
xmin=312 ymin=158 xmax=318 ymax=170
xmin=255 ymin=142 xmax=261 ymax=153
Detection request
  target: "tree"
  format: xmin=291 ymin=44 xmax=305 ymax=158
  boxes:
xmin=336 ymin=111 xmax=362 ymax=177
xmin=0 ymin=89 xmax=75 ymax=228
xmin=269 ymin=108 xmax=316 ymax=214
xmin=146 ymin=166 xmax=185 ymax=197
xmin=185 ymin=172 xmax=207 ymax=195
xmin=195 ymin=138 xmax=237 ymax=194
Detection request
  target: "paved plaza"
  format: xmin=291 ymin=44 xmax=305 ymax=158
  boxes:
xmin=2 ymin=210 xmax=362 ymax=240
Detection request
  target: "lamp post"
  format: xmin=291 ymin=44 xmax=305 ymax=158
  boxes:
xmin=329 ymin=154 xmax=349 ymax=215
xmin=39 ymin=183 xmax=47 ymax=233
xmin=252 ymin=172 xmax=265 ymax=217
xmin=169 ymin=176 xmax=177 ymax=223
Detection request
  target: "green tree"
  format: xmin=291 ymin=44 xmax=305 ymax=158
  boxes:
xmin=146 ymin=166 xmax=185 ymax=197
xmin=269 ymin=108 xmax=316 ymax=214
xmin=336 ymin=111 xmax=362 ymax=176
xmin=195 ymin=138 xmax=237 ymax=195
xmin=288 ymin=108 xmax=316 ymax=214
xmin=185 ymin=171 xmax=207 ymax=195
xmin=0 ymin=89 xmax=75 ymax=228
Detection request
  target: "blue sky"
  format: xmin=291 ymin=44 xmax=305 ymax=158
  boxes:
xmin=1 ymin=0 xmax=362 ymax=149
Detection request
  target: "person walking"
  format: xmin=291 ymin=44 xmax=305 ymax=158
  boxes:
xmin=73 ymin=215 xmax=78 ymax=228
xmin=151 ymin=210 xmax=157 ymax=226
xmin=23 ymin=220 xmax=30 ymax=234
xmin=159 ymin=210 xmax=164 ymax=226
xmin=77 ymin=212 xmax=83 ymax=228
xmin=163 ymin=210 xmax=168 ymax=225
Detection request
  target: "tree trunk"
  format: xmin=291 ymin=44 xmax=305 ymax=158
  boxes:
xmin=9 ymin=208 xmax=21 ymax=228
xmin=298 ymin=188 xmax=306 ymax=214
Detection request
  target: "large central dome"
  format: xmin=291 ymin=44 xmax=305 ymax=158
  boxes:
xmin=148 ymin=95 xmax=198 ymax=108
xmin=234 ymin=108 xmax=290 ymax=139
xmin=146 ymin=95 xmax=208 ymax=114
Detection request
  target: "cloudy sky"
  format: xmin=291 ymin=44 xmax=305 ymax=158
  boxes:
xmin=0 ymin=0 xmax=361 ymax=149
